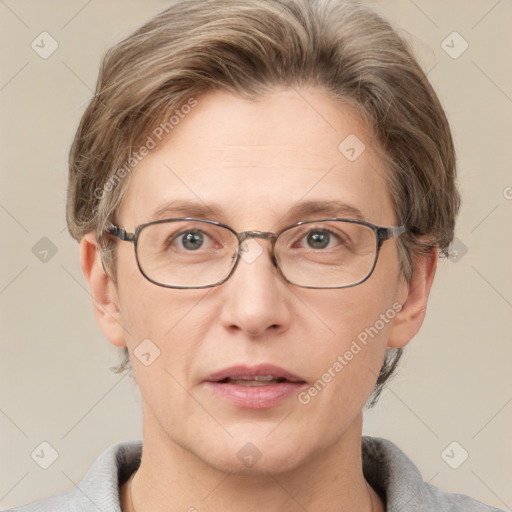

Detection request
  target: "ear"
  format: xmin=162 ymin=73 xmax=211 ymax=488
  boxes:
xmin=387 ymin=247 xmax=438 ymax=349
xmin=80 ymin=231 xmax=127 ymax=348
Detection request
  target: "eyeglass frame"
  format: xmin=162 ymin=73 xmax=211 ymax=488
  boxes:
xmin=105 ymin=217 xmax=407 ymax=290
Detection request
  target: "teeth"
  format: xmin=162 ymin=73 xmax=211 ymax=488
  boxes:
xmin=226 ymin=375 xmax=277 ymax=381
xmin=215 ymin=375 xmax=293 ymax=386
xmin=229 ymin=379 xmax=279 ymax=387
xmin=222 ymin=376 xmax=287 ymax=386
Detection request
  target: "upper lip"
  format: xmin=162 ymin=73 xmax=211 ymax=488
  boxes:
xmin=204 ymin=364 xmax=305 ymax=383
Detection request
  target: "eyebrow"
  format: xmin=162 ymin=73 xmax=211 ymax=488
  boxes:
xmin=150 ymin=199 xmax=366 ymax=224
xmin=151 ymin=199 xmax=220 ymax=221
xmin=284 ymin=200 xmax=366 ymax=222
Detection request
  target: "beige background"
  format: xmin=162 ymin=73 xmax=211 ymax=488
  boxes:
xmin=0 ymin=0 xmax=511 ymax=509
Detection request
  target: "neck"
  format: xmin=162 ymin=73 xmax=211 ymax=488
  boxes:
xmin=121 ymin=407 xmax=384 ymax=512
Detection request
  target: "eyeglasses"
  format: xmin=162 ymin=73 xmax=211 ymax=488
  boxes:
xmin=106 ymin=218 xmax=406 ymax=289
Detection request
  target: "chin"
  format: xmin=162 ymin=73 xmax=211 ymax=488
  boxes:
xmin=195 ymin=430 xmax=310 ymax=476
xmin=209 ymin=450 xmax=305 ymax=477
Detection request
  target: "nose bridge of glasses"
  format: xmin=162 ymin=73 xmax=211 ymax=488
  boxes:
xmin=235 ymin=231 xmax=278 ymax=266
xmin=238 ymin=230 xmax=276 ymax=242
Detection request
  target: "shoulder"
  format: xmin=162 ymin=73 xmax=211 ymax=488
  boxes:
xmin=5 ymin=487 xmax=81 ymax=512
xmin=362 ymin=436 xmax=504 ymax=512
xmin=4 ymin=440 xmax=142 ymax=512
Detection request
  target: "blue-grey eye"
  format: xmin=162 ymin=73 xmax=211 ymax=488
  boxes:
xmin=306 ymin=230 xmax=332 ymax=249
xmin=179 ymin=230 xmax=205 ymax=250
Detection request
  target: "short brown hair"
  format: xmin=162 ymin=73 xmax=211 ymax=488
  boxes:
xmin=66 ymin=0 xmax=459 ymax=406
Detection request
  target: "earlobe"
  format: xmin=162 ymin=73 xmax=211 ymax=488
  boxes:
xmin=80 ymin=231 xmax=127 ymax=348
xmin=387 ymin=247 xmax=438 ymax=349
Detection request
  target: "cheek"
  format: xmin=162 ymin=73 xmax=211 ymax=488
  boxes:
xmin=116 ymin=286 xmax=198 ymax=419
xmin=116 ymin=274 xmax=215 ymax=386
xmin=115 ymin=243 xmax=187 ymax=340
xmin=305 ymin=277 xmax=398 ymax=346
xmin=298 ymin=279 xmax=400 ymax=398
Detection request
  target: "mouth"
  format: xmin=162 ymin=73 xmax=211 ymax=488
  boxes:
xmin=216 ymin=376 xmax=292 ymax=386
xmin=203 ymin=365 xmax=307 ymax=409
xmin=204 ymin=364 xmax=306 ymax=385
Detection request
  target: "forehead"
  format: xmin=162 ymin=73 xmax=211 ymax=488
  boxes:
xmin=118 ymin=87 xmax=395 ymax=229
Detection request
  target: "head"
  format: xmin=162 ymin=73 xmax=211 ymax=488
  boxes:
xmin=70 ymin=0 xmax=458 ymax=473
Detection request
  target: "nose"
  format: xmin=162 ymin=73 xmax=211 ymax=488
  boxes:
xmin=218 ymin=238 xmax=292 ymax=337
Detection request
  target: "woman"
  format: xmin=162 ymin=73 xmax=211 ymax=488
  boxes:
xmin=9 ymin=1 xmax=503 ymax=510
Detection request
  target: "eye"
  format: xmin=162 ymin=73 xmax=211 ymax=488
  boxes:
xmin=298 ymin=228 xmax=344 ymax=250
xmin=171 ymin=229 xmax=215 ymax=251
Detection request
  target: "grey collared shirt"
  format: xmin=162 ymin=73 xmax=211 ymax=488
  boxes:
xmin=6 ymin=436 xmax=504 ymax=511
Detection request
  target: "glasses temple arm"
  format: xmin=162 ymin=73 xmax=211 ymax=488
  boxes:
xmin=106 ymin=224 xmax=135 ymax=242
xmin=377 ymin=225 xmax=407 ymax=244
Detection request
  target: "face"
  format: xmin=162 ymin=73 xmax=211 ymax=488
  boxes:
xmin=97 ymin=87 xmax=412 ymax=474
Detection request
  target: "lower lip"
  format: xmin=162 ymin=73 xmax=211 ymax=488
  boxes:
xmin=203 ymin=381 xmax=306 ymax=409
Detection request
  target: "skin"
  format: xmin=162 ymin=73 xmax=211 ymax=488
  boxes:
xmin=81 ymin=86 xmax=437 ymax=512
